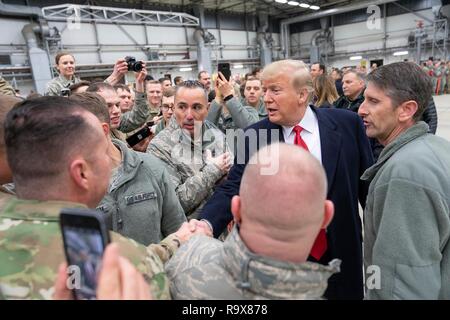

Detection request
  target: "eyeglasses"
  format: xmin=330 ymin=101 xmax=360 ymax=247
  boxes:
xmin=161 ymin=105 xmax=175 ymax=112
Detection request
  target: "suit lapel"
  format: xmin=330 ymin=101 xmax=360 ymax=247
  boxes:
xmin=314 ymin=108 xmax=342 ymax=194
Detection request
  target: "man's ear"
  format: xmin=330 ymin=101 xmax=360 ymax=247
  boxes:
xmin=297 ymin=88 xmax=308 ymax=105
xmin=102 ymin=123 xmax=110 ymax=136
xmin=69 ymin=159 xmax=89 ymax=191
xmin=398 ymin=100 xmax=418 ymax=123
xmin=231 ymin=195 xmax=242 ymax=224
xmin=321 ymin=200 xmax=335 ymax=229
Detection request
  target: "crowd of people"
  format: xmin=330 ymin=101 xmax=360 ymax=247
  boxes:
xmin=0 ymin=51 xmax=449 ymax=300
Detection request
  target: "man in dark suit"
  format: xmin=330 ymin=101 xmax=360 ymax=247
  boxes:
xmin=198 ymin=60 xmax=373 ymax=300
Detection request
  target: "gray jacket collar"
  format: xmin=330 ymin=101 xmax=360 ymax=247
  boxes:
xmin=361 ymin=121 xmax=429 ymax=182
xmin=109 ymin=139 xmax=141 ymax=192
xmin=221 ymin=227 xmax=340 ymax=299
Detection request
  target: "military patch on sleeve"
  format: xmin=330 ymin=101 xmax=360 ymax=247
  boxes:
xmin=125 ymin=192 xmax=156 ymax=205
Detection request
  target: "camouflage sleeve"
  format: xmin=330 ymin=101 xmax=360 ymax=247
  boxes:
xmin=0 ymin=76 xmax=15 ymax=96
xmin=112 ymin=232 xmax=171 ymax=300
xmin=119 ymin=92 xmax=150 ymax=133
xmin=225 ymin=97 xmax=259 ymax=129
xmin=147 ymin=233 xmax=181 ymax=264
xmin=44 ymin=78 xmax=61 ymax=96
xmin=206 ymin=100 xmax=222 ymax=126
xmin=175 ymin=162 xmax=223 ymax=214
xmin=159 ymin=167 xmax=187 ymax=237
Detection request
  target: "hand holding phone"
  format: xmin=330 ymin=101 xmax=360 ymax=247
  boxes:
xmin=218 ymin=63 xmax=231 ymax=81
xmin=60 ymin=208 xmax=110 ymax=300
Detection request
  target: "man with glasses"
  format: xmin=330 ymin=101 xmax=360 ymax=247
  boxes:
xmin=147 ymin=81 xmax=232 ymax=219
xmin=154 ymin=87 xmax=175 ymax=136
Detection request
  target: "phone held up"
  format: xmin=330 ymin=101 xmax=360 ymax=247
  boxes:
xmin=60 ymin=208 xmax=110 ymax=300
xmin=126 ymin=121 xmax=155 ymax=147
xmin=218 ymin=63 xmax=231 ymax=82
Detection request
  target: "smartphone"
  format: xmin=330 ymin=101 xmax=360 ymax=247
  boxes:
xmin=126 ymin=125 xmax=152 ymax=147
xmin=60 ymin=208 xmax=110 ymax=300
xmin=218 ymin=63 xmax=231 ymax=81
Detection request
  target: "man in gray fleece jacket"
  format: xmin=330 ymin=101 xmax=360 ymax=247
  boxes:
xmin=358 ymin=62 xmax=450 ymax=300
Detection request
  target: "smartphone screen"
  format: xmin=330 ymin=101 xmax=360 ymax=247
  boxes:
xmin=218 ymin=63 xmax=231 ymax=81
xmin=60 ymin=209 xmax=110 ymax=300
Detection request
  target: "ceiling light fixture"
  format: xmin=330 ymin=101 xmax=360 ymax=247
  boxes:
xmin=275 ymin=0 xmax=288 ymax=4
xmin=310 ymin=5 xmax=320 ymax=10
xmin=393 ymin=51 xmax=409 ymax=56
xmin=299 ymin=3 xmax=310 ymax=8
xmin=179 ymin=67 xmax=192 ymax=72
xmin=287 ymin=1 xmax=299 ymax=5
xmin=349 ymin=56 xmax=363 ymax=61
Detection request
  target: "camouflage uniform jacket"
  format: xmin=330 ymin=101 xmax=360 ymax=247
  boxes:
xmin=118 ymin=92 xmax=150 ymax=133
xmin=0 ymin=196 xmax=180 ymax=300
xmin=147 ymin=118 xmax=230 ymax=218
xmin=253 ymin=97 xmax=267 ymax=120
xmin=45 ymin=74 xmax=81 ymax=96
xmin=0 ymin=76 xmax=15 ymax=96
xmin=207 ymin=96 xmax=259 ymax=132
xmin=166 ymin=226 xmax=341 ymax=300
xmin=97 ymin=139 xmax=186 ymax=246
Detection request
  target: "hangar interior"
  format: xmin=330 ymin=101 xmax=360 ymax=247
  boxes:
xmin=1 ymin=0 xmax=450 ymax=94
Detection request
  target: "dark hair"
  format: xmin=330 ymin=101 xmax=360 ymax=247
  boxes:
xmin=69 ymin=80 xmax=91 ymax=93
xmin=69 ymin=92 xmax=110 ymax=124
xmin=367 ymin=62 xmax=433 ymax=121
xmin=0 ymin=95 xmax=21 ymax=150
xmin=159 ymin=77 xmax=171 ymax=84
xmin=313 ymin=75 xmax=339 ymax=107
xmin=173 ymin=76 xmax=183 ymax=85
xmin=176 ymin=80 xmax=208 ymax=101
xmin=55 ymin=52 xmax=74 ymax=65
xmin=5 ymin=96 xmax=96 ymax=188
xmin=198 ymin=71 xmax=208 ymax=80
xmin=86 ymin=82 xmax=115 ymax=93
xmin=332 ymin=68 xmax=343 ymax=79
xmin=144 ymin=75 xmax=154 ymax=81
xmin=312 ymin=63 xmax=326 ymax=73
xmin=251 ymin=67 xmax=262 ymax=76
xmin=114 ymin=84 xmax=131 ymax=93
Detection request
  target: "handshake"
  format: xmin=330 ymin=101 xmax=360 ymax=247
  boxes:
xmin=173 ymin=219 xmax=213 ymax=242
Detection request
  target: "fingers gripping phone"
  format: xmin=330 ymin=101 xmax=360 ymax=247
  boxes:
xmin=218 ymin=63 xmax=231 ymax=81
xmin=60 ymin=208 xmax=110 ymax=300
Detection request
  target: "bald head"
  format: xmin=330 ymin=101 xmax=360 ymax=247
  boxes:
xmin=234 ymin=143 xmax=333 ymax=263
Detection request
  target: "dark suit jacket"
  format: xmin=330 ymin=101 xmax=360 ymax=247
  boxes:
xmin=200 ymin=106 xmax=373 ymax=300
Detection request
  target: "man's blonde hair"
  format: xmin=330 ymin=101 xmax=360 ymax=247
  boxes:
xmin=261 ymin=60 xmax=314 ymax=104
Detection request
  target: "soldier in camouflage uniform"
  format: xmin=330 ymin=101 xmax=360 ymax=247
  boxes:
xmin=166 ymin=144 xmax=340 ymax=299
xmin=148 ymin=81 xmax=232 ymax=218
xmin=0 ymin=96 xmax=201 ymax=299
xmin=45 ymin=52 xmax=81 ymax=96
xmin=70 ymin=92 xmax=186 ymax=246
xmin=0 ymin=76 xmax=16 ymax=96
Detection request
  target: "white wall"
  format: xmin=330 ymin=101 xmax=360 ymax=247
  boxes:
xmin=290 ymin=7 xmax=443 ymax=68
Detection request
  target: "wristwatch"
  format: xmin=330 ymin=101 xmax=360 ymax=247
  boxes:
xmin=223 ymin=94 xmax=234 ymax=102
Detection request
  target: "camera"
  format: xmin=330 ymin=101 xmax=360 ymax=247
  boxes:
xmin=60 ymin=88 xmax=71 ymax=97
xmin=124 ymin=56 xmax=143 ymax=72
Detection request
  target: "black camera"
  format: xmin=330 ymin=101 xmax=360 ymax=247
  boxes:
xmin=124 ymin=56 xmax=143 ymax=72
xmin=60 ymin=88 xmax=71 ymax=97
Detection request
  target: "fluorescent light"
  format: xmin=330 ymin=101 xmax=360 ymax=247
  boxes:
xmin=287 ymin=1 xmax=299 ymax=5
xmin=310 ymin=5 xmax=320 ymax=10
xmin=275 ymin=0 xmax=287 ymax=3
xmin=393 ymin=51 xmax=409 ymax=56
xmin=179 ymin=67 xmax=192 ymax=72
xmin=350 ymin=56 xmax=362 ymax=61
xmin=233 ymin=64 xmax=244 ymax=69
xmin=299 ymin=3 xmax=310 ymax=8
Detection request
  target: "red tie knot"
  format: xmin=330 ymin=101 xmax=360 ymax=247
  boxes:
xmin=292 ymin=125 xmax=303 ymax=135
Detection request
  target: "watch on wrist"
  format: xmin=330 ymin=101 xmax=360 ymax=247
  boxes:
xmin=223 ymin=94 xmax=234 ymax=102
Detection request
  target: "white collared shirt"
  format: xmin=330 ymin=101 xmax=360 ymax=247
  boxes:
xmin=282 ymin=106 xmax=322 ymax=164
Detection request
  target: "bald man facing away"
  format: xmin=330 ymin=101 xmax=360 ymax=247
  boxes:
xmin=165 ymin=143 xmax=340 ymax=300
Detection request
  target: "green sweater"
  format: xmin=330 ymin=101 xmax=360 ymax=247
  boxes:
xmin=362 ymin=122 xmax=450 ymax=299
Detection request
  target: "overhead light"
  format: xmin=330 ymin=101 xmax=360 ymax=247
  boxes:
xmin=350 ymin=56 xmax=362 ymax=61
xmin=393 ymin=50 xmax=409 ymax=56
xmin=287 ymin=1 xmax=299 ymax=5
xmin=299 ymin=3 xmax=310 ymax=8
xmin=275 ymin=0 xmax=287 ymax=3
xmin=310 ymin=5 xmax=320 ymax=10
xmin=233 ymin=64 xmax=244 ymax=69
xmin=179 ymin=67 xmax=192 ymax=72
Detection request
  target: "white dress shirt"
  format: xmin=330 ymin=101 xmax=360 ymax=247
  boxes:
xmin=282 ymin=106 xmax=322 ymax=164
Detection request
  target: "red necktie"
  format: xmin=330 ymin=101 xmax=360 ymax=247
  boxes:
xmin=292 ymin=125 xmax=328 ymax=261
